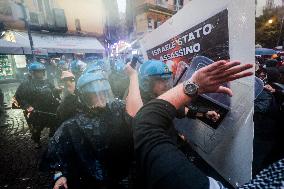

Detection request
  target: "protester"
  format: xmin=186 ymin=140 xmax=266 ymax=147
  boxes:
xmin=133 ymin=60 xmax=283 ymax=188
xmin=60 ymin=71 xmax=76 ymax=98
xmin=138 ymin=59 xmax=221 ymax=122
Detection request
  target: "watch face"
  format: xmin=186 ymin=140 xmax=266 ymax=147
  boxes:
xmin=185 ymin=83 xmax=197 ymax=95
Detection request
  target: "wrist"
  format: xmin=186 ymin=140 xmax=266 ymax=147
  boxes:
xmin=129 ymin=72 xmax=138 ymax=79
xmin=54 ymin=171 xmax=64 ymax=181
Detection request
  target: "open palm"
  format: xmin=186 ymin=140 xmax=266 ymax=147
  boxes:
xmin=191 ymin=60 xmax=253 ymax=96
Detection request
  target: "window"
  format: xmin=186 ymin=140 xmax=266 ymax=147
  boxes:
xmin=148 ymin=18 xmax=153 ymax=30
xmin=157 ymin=20 xmax=162 ymax=27
xmin=154 ymin=20 xmax=157 ymax=29
xmin=75 ymin=19 xmax=81 ymax=32
xmin=29 ymin=12 xmax=39 ymax=24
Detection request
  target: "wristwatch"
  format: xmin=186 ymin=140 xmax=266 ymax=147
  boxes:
xmin=183 ymin=80 xmax=199 ymax=98
xmin=54 ymin=171 xmax=63 ymax=181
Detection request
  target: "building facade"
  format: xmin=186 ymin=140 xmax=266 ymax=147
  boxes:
xmin=0 ymin=0 xmax=109 ymax=37
xmin=126 ymin=0 xmax=191 ymax=38
xmin=0 ymin=0 xmax=118 ymax=82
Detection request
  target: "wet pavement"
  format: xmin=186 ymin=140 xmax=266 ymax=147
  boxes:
xmin=0 ymin=109 xmax=52 ymax=189
xmin=0 ymin=83 xmax=52 ymax=189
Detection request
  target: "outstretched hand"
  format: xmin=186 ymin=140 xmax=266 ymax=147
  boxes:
xmin=190 ymin=60 xmax=253 ymax=96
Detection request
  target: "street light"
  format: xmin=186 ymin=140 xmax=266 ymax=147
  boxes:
xmin=268 ymin=19 xmax=273 ymax=24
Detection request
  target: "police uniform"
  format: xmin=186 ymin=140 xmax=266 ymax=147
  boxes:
xmin=15 ymin=65 xmax=60 ymax=144
xmin=47 ymin=99 xmax=133 ymax=189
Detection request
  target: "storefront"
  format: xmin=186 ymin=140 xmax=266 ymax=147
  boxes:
xmin=0 ymin=31 xmax=106 ymax=83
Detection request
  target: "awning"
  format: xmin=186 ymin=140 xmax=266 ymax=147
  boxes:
xmin=4 ymin=31 xmax=105 ymax=54
xmin=0 ymin=39 xmax=31 ymax=54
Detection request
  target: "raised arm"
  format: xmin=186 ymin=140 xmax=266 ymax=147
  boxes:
xmin=124 ymin=62 xmax=143 ymax=117
xmin=133 ymin=60 xmax=253 ymax=189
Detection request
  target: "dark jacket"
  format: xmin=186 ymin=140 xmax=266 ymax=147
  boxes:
xmin=46 ymin=99 xmax=133 ymax=188
xmin=15 ymin=79 xmax=60 ymax=112
xmin=133 ymin=99 xmax=209 ymax=189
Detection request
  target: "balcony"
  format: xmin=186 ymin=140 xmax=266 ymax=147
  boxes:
xmin=28 ymin=8 xmax=67 ymax=33
xmin=135 ymin=0 xmax=178 ymax=16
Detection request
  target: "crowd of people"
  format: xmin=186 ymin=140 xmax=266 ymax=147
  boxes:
xmin=9 ymin=54 xmax=284 ymax=189
xmin=254 ymin=54 xmax=284 ymax=177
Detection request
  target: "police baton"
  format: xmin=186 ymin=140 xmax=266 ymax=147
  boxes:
xmin=33 ymin=110 xmax=57 ymax=117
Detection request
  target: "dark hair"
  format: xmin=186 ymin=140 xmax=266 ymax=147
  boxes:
xmin=266 ymin=67 xmax=280 ymax=83
xmin=265 ymin=59 xmax=278 ymax=68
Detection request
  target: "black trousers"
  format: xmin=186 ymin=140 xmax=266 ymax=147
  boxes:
xmin=25 ymin=111 xmax=59 ymax=143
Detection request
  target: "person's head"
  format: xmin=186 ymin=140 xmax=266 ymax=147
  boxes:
xmin=264 ymin=59 xmax=278 ymax=68
xmin=71 ymin=59 xmax=87 ymax=78
xmin=61 ymin=71 xmax=75 ymax=94
xmin=256 ymin=65 xmax=267 ymax=81
xmin=28 ymin=62 xmax=46 ymax=80
xmin=266 ymin=67 xmax=280 ymax=84
xmin=77 ymin=72 xmax=114 ymax=109
xmin=139 ymin=60 xmax=173 ymax=98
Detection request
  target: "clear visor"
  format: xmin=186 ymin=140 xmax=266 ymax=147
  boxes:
xmin=82 ymin=90 xmax=114 ymax=108
xmin=80 ymin=80 xmax=114 ymax=108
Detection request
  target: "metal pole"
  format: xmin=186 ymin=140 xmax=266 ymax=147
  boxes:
xmin=20 ymin=0 xmax=35 ymax=60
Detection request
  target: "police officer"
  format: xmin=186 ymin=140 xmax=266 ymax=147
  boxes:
xmin=138 ymin=60 xmax=220 ymax=121
xmin=47 ymin=63 xmax=142 ymax=189
xmin=15 ymin=61 xmax=61 ymax=148
xmin=70 ymin=59 xmax=87 ymax=81
xmin=56 ymin=65 xmax=104 ymax=125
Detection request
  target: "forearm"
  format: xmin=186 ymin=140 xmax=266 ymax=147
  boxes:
xmin=158 ymin=83 xmax=192 ymax=110
xmin=126 ymin=74 xmax=143 ymax=117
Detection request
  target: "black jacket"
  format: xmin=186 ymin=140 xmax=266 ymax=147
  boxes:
xmin=46 ymin=99 xmax=133 ymax=187
xmin=133 ymin=99 xmax=209 ymax=189
xmin=15 ymin=79 xmax=60 ymax=112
